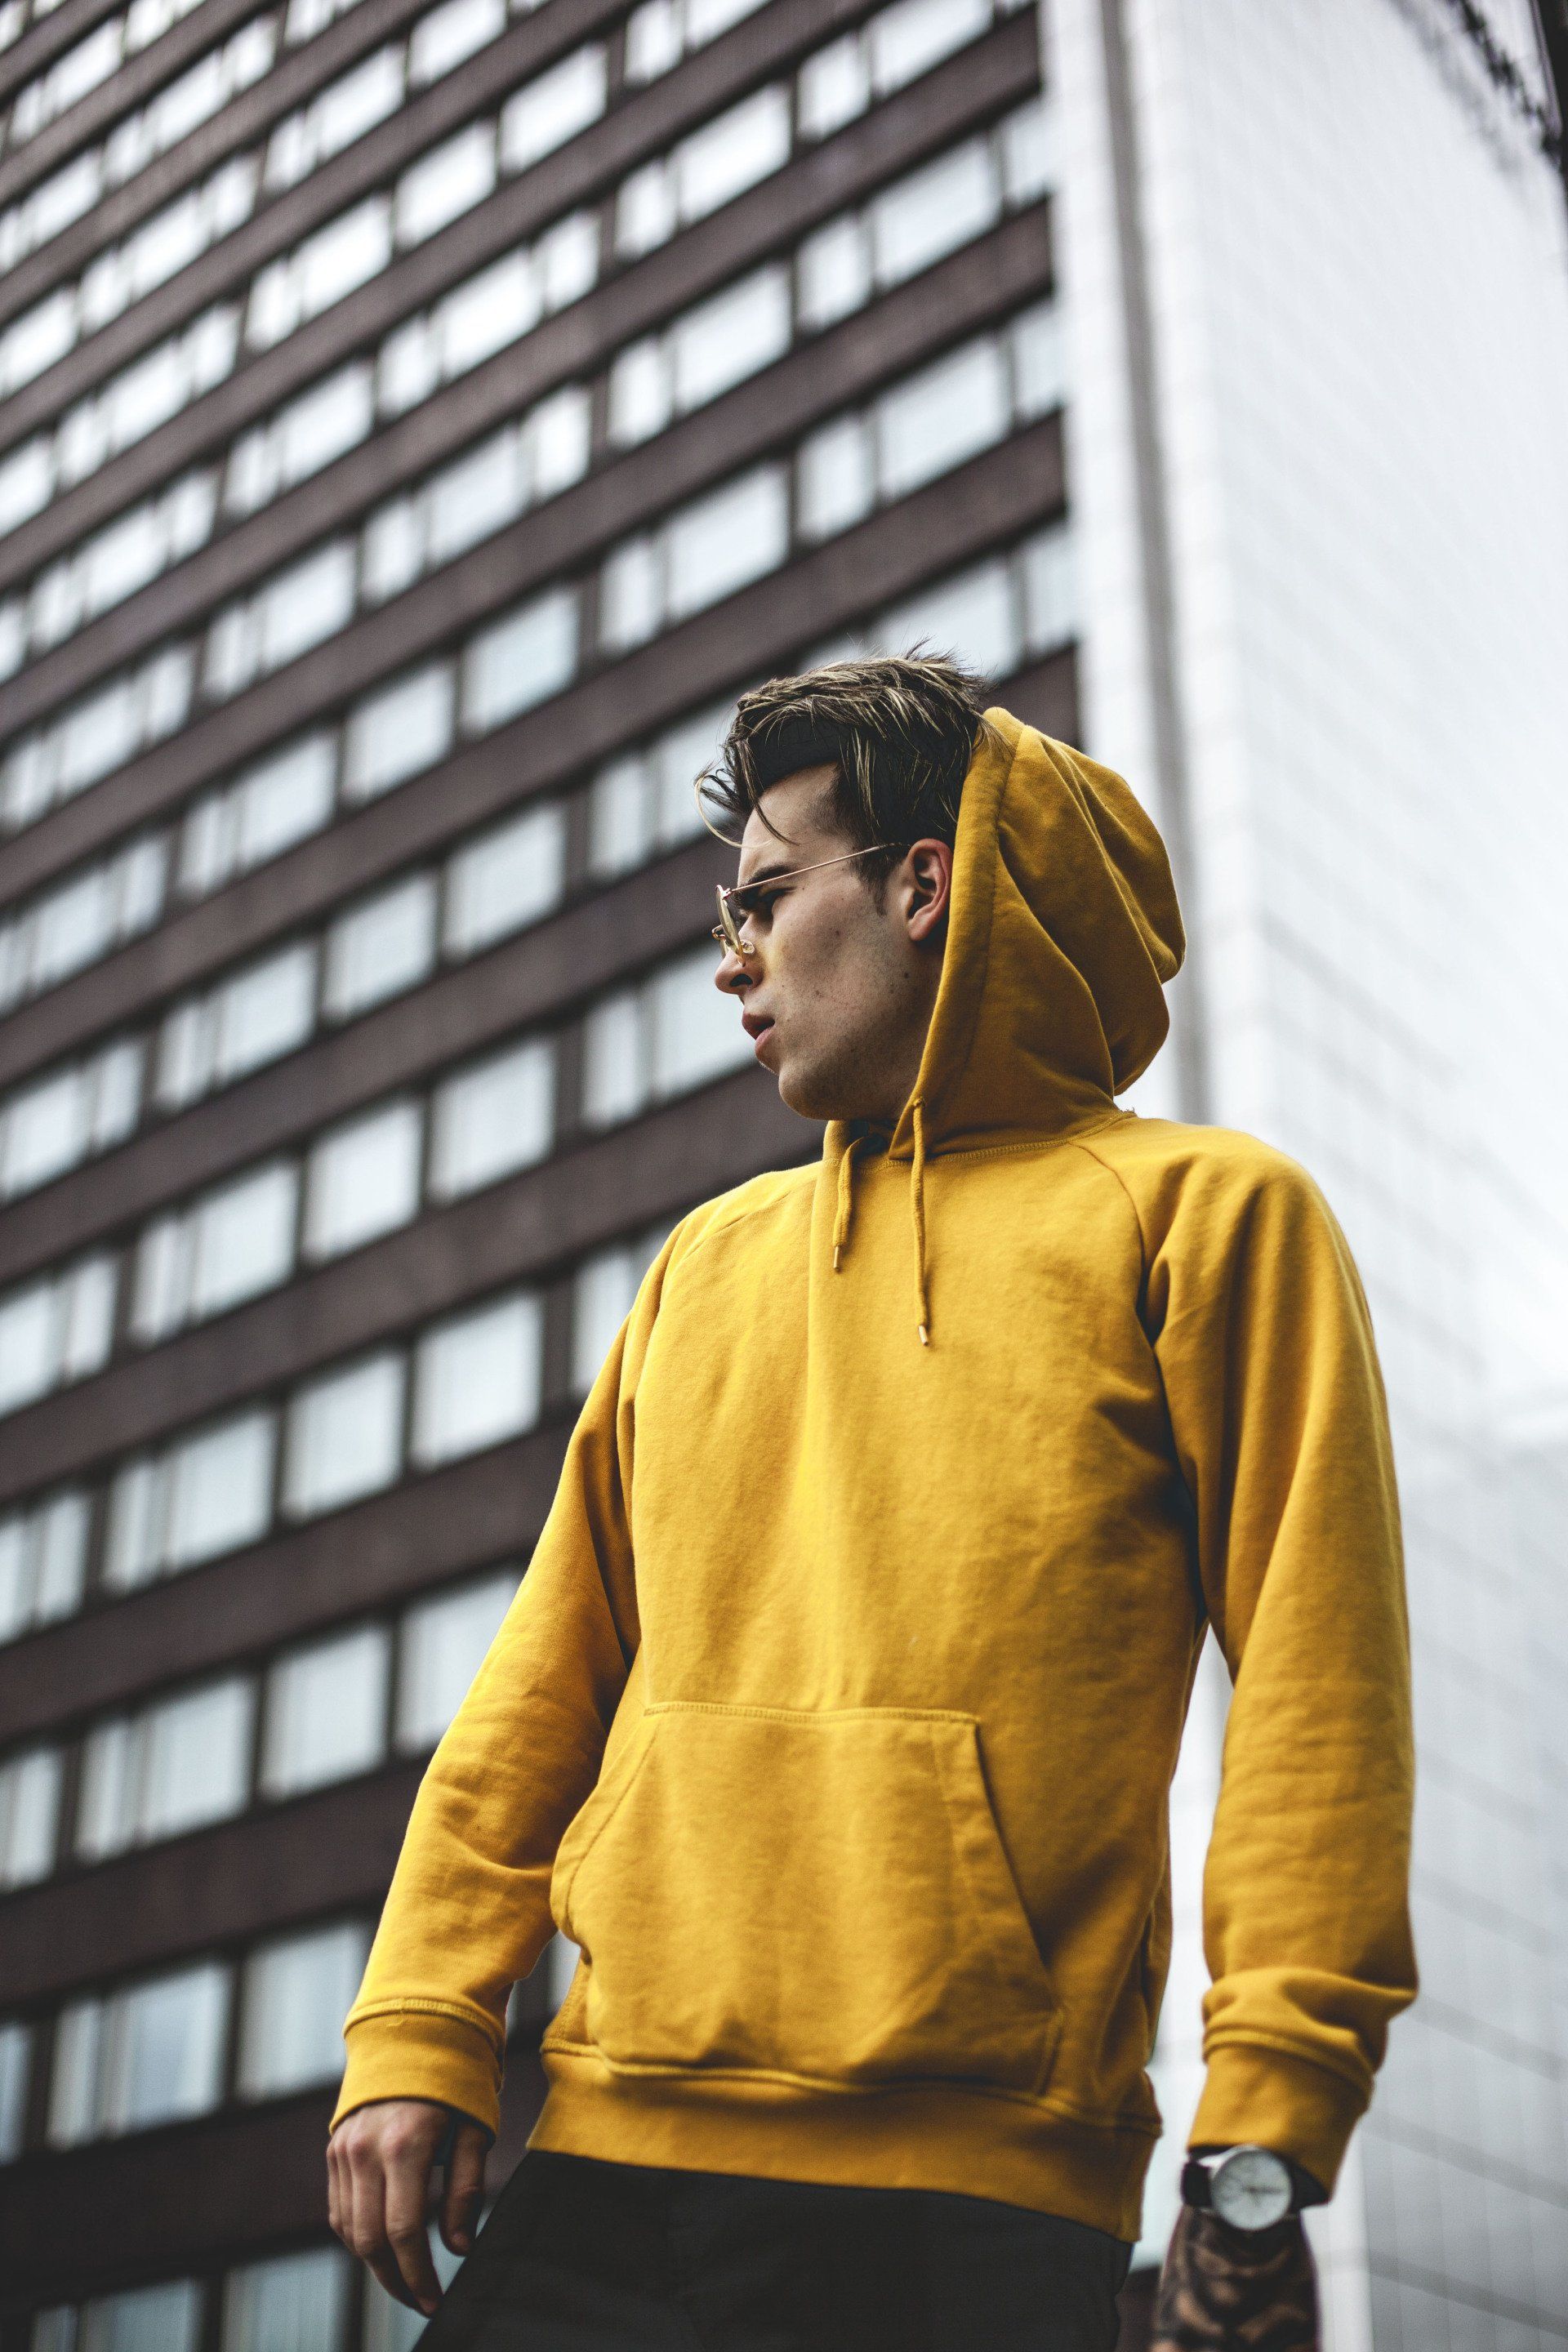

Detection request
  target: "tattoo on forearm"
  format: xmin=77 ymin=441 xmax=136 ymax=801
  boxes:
xmin=1152 ymin=2207 xmax=1320 ymax=2351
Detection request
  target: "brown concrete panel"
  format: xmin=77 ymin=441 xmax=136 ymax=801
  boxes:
xmin=0 ymin=1062 xmax=814 ymax=1493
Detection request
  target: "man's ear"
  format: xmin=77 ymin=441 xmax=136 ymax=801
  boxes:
xmin=903 ymin=839 xmax=953 ymax=944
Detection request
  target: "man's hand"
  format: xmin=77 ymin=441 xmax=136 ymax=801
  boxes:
xmin=328 ymin=2099 xmax=488 ymax=2316
xmin=1151 ymin=2205 xmax=1320 ymax=2350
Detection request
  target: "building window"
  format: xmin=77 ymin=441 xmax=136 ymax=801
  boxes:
xmin=0 ymin=1492 xmax=89 ymax=1645
xmin=247 ymin=196 xmax=392 ymax=351
xmin=443 ymin=802 xmax=566 ymax=956
xmin=205 ymin=542 xmax=358 ymax=699
xmin=76 ymin=1677 xmax=254 ymax=1858
xmin=226 ymin=363 xmax=374 ymax=517
xmin=185 ymin=1162 xmax=298 ymax=1322
xmin=24 ymin=474 xmax=216 ymax=660
xmin=376 ymin=212 xmax=597 ymax=425
xmin=0 ymin=1039 xmax=141 ymax=1199
xmin=238 ymin=1921 xmax=370 ymax=2100
xmin=796 ymin=414 xmax=874 ymax=542
xmin=583 ymin=945 xmax=751 ymax=1127
xmin=1012 ymin=299 xmax=1068 ymax=421
xmin=0 ymin=833 xmax=167 ymax=1013
xmin=343 ymin=665 xmax=456 ymax=804
xmin=412 ymin=0 xmax=505 ymax=86
xmin=587 ymin=703 xmax=724 ymax=879
xmin=874 ymin=555 xmax=1020 ymax=674
xmin=429 ymin=1040 xmax=553 ymax=1200
xmin=2 ymin=646 xmax=192 ymax=834
xmin=284 ymin=1353 xmax=406 ymax=1519
xmin=0 ymin=1744 xmax=62 ymax=1888
xmin=323 ymin=875 xmax=439 ymax=1020
xmin=105 ymin=1408 xmax=277 ymax=1588
xmin=428 ymin=430 xmax=528 ymax=568
xmin=178 ymin=735 xmax=337 ymax=895
xmin=608 ymin=266 xmax=791 ymax=448
xmin=499 ymin=42 xmax=607 ymax=172
xmin=875 ymin=336 xmax=1011 ymax=501
xmin=460 ymin=588 xmax=578 ymax=735
xmin=395 ymin=1569 xmax=516 ymax=1753
xmin=49 ymin=1964 xmax=229 ymax=2144
xmin=163 ymin=1411 xmax=276 ymax=1571
xmin=1020 ymin=523 xmax=1077 ymax=654
xmin=223 ymin=2247 xmax=351 ymax=2351
xmin=617 ymin=86 xmax=791 ymax=259
xmin=411 ymin=1294 xmax=541 ymax=1468
xmin=581 ymin=992 xmax=647 ymax=1129
xmin=797 ymin=30 xmax=870 ymax=139
xmin=650 ymin=946 xmax=754 ymax=1099
xmin=305 ymin=1102 xmax=423 ymax=1260
xmin=365 ymin=388 xmax=590 ymax=606
xmin=33 ymin=2278 xmax=205 ymax=2352
xmin=622 ymin=0 xmax=768 ymax=83
xmin=266 ymin=45 xmax=405 ymax=193
xmin=0 ymin=2018 xmax=28 ymax=2162
xmin=601 ymin=469 xmax=787 ymax=653
xmin=261 ymin=1625 xmax=391 ymax=1798
xmin=814 ymin=522 xmax=1076 ymax=682
xmin=132 ymin=1161 xmax=299 ymax=1342
xmin=394 ymin=121 xmax=497 ymax=250
xmin=571 ymin=1226 xmax=671 ymax=1395
xmin=0 ymin=1253 xmax=117 ymax=1419
xmin=157 ymin=942 xmax=318 ymax=1109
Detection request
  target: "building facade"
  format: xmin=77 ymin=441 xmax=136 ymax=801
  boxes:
xmin=0 ymin=0 xmax=1076 ymax=2341
xmin=1047 ymin=2 xmax=1568 ymax=2347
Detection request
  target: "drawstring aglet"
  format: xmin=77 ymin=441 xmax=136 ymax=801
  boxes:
xmin=833 ymin=1245 xmax=844 ymax=1271
xmin=918 ymin=1324 xmax=929 ymax=1347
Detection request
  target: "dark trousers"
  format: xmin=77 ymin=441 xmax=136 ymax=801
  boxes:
xmin=420 ymin=2149 xmax=1132 ymax=2350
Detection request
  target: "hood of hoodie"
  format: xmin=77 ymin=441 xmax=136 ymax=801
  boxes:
xmin=878 ymin=706 xmax=1185 ymax=1161
xmin=824 ymin=710 xmax=1187 ymax=1342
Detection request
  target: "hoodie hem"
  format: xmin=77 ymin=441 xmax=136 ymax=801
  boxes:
xmin=528 ymin=2048 xmax=1153 ymax=2243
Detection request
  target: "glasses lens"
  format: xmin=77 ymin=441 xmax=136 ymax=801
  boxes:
xmin=715 ymin=884 xmax=742 ymax=956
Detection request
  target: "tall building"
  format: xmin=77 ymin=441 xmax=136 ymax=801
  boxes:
xmin=1045 ymin=2 xmax=1568 ymax=2348
xmin=0 ymin=0 xmax=1075 ymax=2341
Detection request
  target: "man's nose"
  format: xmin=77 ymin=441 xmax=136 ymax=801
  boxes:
xmin=714 ymin=947 xmax=751 ymax=996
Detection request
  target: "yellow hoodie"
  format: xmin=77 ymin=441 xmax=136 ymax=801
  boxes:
xmin=334 ymin=710 xmax=1416 ymax=2243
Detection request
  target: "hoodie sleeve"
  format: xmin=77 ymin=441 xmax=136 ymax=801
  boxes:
xmin=329 ymin=1240 xmax=667 ymax=2140
xmin=1143 ymin=1138 xmax=1416 ymax=2194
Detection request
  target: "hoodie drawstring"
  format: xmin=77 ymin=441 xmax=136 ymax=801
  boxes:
xmin=831 ymin=1133 xmax=864 ymax=1271
xmin=828 ymin=1116 xmax=931 ymax=1348
xmin=911 ymin=1098 xmax=931 ymax=1347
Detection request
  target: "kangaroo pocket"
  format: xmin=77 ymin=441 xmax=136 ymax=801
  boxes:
xmin=549 ymin=1702 xmax=1061 ymax=2098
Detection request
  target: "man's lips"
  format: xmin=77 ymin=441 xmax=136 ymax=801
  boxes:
xmin=741 ymin=1011 xmax=774 ymax=1042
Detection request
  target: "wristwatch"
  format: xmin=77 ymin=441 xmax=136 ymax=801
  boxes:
xmin=1181 ymin=2145 xmax=1318 ymax=2231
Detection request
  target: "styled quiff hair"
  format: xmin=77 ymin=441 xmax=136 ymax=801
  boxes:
xmin=700 ymin=652 xmax=996 ymax=887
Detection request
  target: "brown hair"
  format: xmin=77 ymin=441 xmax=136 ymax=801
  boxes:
xmin=699 ymin=651 xmax=996 ymax=889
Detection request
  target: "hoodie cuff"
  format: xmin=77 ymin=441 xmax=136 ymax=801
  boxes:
xmin=331 ymin=2007 xmax=502 ymax=2140
xmin=1190 ymin=2042 xmax=1365 ymax=2195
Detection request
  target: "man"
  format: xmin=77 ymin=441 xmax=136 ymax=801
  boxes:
xmin=328 ymin=659 xmax=1416 ymax=2350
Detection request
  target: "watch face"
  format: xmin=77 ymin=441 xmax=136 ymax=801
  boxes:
xmin=1210 ymin=2146 xmax=1293 ymax=2231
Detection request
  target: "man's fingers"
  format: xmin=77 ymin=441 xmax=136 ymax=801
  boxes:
xmin=341 ymin=2129 xmax=425 ymax=2314
xmin=383 ymin=2134 xmax=444 ymax=2314
xmin=439 ymin=2121 xmax=488 ymax=2256
xmin=364 ymin=2242 xmax=430 ymax=2315
xmin=326 ymin=2137 xmax=343 ymax=2243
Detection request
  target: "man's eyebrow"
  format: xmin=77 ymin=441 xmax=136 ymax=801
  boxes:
xmin=734 ymin=860 xmax=795 ymax=889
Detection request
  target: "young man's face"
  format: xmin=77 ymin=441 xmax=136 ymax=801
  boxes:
xmin=712 ymin=765 xmax=951 ymax=1125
